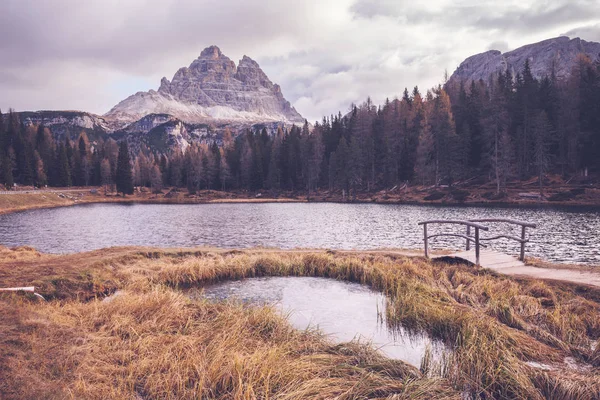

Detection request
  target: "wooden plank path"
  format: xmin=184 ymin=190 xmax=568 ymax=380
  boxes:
xmin=417 ymin=219 xmax=600 ymax=288
xmin=432 ymin=249 xmax=600 ymax=288
xmin=434 ymin=249 xmax=525 ymax=269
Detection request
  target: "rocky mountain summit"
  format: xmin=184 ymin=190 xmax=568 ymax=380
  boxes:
xmin=450 ymin=36 xmax=600 ymax=84
xmin=105 ymin=46 xmax=305 ymax=128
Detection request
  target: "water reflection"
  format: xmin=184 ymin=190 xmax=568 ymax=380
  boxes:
xmin=192 ymin=276 xmax=444 ymax=366
xmin=0 ymin=202 xmax=598 ymax=264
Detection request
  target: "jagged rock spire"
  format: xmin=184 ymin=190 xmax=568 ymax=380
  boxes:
xmin=105 ymin=46 xmax=304 ymax=126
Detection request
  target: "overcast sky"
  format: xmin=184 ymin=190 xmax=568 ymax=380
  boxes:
xmin=1 ymin=0 xmax=600 ymax=123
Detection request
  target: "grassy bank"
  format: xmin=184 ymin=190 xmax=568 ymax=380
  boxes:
xmin=1 ymin=181 xmax=600 ymax=218
xmin=0 ymin=192 xmax=83 ymax=215
xmin=1 ymin=247 xmax=599 ymax=399
xmin=0 ymin=189 xmax=306 ymax=216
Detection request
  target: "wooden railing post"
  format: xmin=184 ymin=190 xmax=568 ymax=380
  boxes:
xmin=423 ymin=223 xmax=428 ymax=258
xmin=466 ymin=225 xmax=471 ymax=250
xmin=520 ymin=226 xmax=526 ymax=261
xmin=475 ymin=227 xmax=480 ymax=267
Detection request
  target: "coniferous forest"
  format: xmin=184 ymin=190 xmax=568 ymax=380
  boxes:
xmin=1 ymin=56 xmax=600 ymax=196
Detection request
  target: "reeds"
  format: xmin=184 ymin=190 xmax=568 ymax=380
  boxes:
xmin=1 ymin=247 xmax=599 ymax=399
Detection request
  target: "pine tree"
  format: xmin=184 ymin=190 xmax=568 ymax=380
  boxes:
xmin=267 ymin=128 xmax=283 ymax=190
xmin=1 ymin=154 xmax=13 ymax=189
xmin=77 ymin=135 xmax=90 ymax=186
xmin=57 ymin=143 xmax=71 ymax=187
xmin=533 ymin=111 xmax=552 ymax=195
xmin=250 ymin=133 xmax=264 ymax=191
xmin=115 ymin=141 xmax=133 ymax=196
xmin=335 ymin=136 xmax=350 ymax=195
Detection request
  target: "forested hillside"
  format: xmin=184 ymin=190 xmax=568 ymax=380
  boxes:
xmin=1 ymin=55 xmax=600 ymax=196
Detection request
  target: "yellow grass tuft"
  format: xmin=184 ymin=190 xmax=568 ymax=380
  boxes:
xmin=1 ymin=247 xmax=599 ymax=399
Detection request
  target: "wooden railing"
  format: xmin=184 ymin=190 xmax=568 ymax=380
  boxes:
xmin=418 ymin=220 xmax=488 ymax=266
xmin=418 ymin=219 xmax=537 ymax=266
xmin=467 ymin=219 xmax=536 ymax=262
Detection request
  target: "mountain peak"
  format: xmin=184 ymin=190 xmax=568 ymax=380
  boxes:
xmin=240 ymin=55 xmax=259 ymax=66
xmin=450 ymin=36 xmax=600 ymax=84
xmin=199 ymin=45 xmax=223 ymax=59
xmin=105 ymin=46 xmax=304 ymax=127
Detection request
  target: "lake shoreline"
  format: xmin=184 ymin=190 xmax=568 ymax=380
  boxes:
xmin=2 ymin=186 xmax=600 ymax=217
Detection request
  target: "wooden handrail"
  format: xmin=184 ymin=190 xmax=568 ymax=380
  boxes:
xmin=469 ymin=218 xmax=536 ymax=261
xmin=420 ymin=220 xmax=486 ymax=266
xmin=418 ymin=220 xmax=489 ymax=230
xmin=479 ymin=234 xmax=528 ymax=243
xmin=419 ymin=217 xmax=536 ymax=265
xmin=468 ymin=218 xmax=537 ymax=228
xmin=426 ymin=233 xmax=479 ymax=243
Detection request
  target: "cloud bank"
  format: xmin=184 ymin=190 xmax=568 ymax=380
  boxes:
xmin=1 ymin=0 xmax=599 ymax=122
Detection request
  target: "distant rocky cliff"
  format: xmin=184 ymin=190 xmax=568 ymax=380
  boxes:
xmin=105 ymin=46 xmax=305 ymax=128
xmin=450 ymin=36 xmax=600 ymax=84
xmin=17 ymin=46 xmax=305 ymax=152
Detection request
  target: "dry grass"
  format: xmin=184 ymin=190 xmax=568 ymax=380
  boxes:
xmin=0 ymin=192 xmax=77 ymax=215
xmin=0 ymin=190 xmax=305 ymax=218
xmin=1 ymin=247 xmax=599 ymax=399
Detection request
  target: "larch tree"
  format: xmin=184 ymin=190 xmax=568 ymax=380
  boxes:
xmin=150 ymin=164 xmax=163 ymax=193
xmin=34 ymin=151 xmax=47 ymax=187
xmin=100 ymin=158 xmax=112 ymax=194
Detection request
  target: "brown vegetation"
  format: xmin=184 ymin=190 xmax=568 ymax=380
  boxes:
xmin=1 ymin=247 xmax=599 ymax=399
xmin=2 ymin=179 xmax=600 ymax=220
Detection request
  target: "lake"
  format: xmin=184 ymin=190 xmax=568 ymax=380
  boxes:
xmin=1 ymin=202 xmax=599 ymax=264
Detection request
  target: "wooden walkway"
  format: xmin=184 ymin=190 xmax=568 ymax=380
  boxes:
xmin=433 ymin=249 xmax=525 ymax=269
xmin=432 ymin=249 xmax=600 ymax=288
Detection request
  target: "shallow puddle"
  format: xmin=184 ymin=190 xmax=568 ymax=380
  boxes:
xmin=190 ymin=276 xmax=446 ymax=367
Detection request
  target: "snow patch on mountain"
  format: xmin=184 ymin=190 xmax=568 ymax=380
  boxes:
xmin=105 ymin=46 xmax=305 ymax=127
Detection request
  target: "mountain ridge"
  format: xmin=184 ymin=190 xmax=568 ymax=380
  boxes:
xmin=104 ymin=45 xmax=305 ymax=128
xmin=449 ymin=36 xmax=600 ymax=85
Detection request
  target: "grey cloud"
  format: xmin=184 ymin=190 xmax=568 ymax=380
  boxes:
xmin=564 ymin=24 xmax=600 ymax=42
xmin=0 ymin=0 xmax=315 ymax=73
xmin=487 ymin=41 xmax=510 ymax=53
xmin=1 ymin=0 xmax=600 ymax=123
xmin=350 ymin=0 xmax=413 ymax=19
xmin=470 ymin=2 xmax=600 ymax=33
xmin=351 ymin=0 xmax=600 ymax=35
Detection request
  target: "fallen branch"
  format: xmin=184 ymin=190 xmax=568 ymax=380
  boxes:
xmin=0 ymin=286 xmax=35 ymax=292
xmin=0 ymin=286 xmax=46 ymax=301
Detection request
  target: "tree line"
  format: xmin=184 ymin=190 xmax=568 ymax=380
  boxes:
xmin=1 ymin=54 xmax=600 ymax=196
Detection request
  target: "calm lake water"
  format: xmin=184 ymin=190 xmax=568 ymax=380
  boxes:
xmin=1 ymin=202 xmax=599 ymax=264
xmin=193 ymin=276 xmax=445 ymax=366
